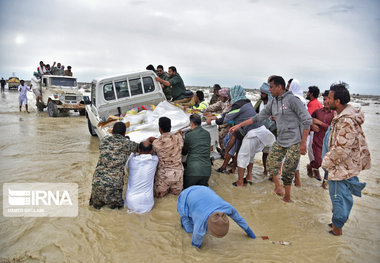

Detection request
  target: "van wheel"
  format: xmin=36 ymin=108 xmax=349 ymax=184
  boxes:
xmin=79 ymin=109 xmax=86 ymax=116
xmin=48 ymin=101 xmax=58 ymax=117
xmin=87 ymin=118 xmax=97 ymax=136
xmin=37 ymin=102 xmax=45 ymax=112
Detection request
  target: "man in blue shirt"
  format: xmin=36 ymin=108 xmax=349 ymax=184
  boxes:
xmin=177 ymin=185 xmax=256 ymax=248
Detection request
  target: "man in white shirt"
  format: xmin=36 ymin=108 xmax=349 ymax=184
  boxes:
xmin=18 ymin=80 xmax=31 ymax=113
xmin=124 ymin=141 xmax=158 ymax=214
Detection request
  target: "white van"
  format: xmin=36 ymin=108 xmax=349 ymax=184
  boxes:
xmin=85 ymin=71 xmax=166 ymax=137
xmin=85 ymin=71 xmax=220 ymax=158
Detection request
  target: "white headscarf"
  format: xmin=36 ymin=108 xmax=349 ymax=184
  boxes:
xmin=289 ymin=79 xmax=307 ymax=108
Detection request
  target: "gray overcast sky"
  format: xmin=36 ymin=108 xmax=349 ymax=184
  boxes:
xmin=0 ymin=0 xmax=379 ymax=95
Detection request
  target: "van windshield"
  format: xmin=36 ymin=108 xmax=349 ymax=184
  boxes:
xmin=50 ymin=78 xmax=77 ymax=87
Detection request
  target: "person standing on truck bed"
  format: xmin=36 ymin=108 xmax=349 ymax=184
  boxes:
xmin=156 ymin=65 xmax=171 ymax=100
xmin=155 ymin=66 xmax=186 ymax=101
xmin=65 ymin=66 xmax=73 ymax=76
xmin=89 ymin=122 xmax=139 ymax=210
xmin=51 ymin=62 xmax=65 ymax=76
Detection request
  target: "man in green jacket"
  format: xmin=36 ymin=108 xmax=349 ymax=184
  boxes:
xmin=182 ymin=114 xmax=211 ymax=188
xmin=156 ymin=65 xmax=171 ymax=100
xmin=155 ymin=66 xmax=186 ymax=101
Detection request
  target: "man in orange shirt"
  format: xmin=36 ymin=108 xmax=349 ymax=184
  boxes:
xmin=306 ymin=86 xmax=323 ymax=178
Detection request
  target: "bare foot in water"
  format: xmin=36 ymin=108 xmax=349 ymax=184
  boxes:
xmin=283 ymin=196 xmax=292 ymax=202
xmin=294 ymin=171 xmax=301 ymax=187
xmin=275 ymin=187 xmax=285 ymax=196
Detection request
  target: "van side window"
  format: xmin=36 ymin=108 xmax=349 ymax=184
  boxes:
xmin=115 ymin=81 xmax=129 ymax=99
xmin=143 ymin=77 xmax=155 ymax=93
xmin=129 ymin=78 xmax=143 ymax=96
xmin=103 ymin=83 xmax=115 ymax=101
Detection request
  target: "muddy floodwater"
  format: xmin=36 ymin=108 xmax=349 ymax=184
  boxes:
xmin=0 ymin=89 xmax=379 ymax=262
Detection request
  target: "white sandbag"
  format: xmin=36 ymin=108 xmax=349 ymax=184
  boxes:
xmin=125 ymin=101 xmax=190 ymax=143
xmin=123 ymin=112 xmax=146 ymax=126
xmin=124 ymin=153 xmax=159 ymax=214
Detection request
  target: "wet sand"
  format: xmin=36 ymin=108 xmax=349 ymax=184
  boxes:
xmin=0 ymin=89 xmax=379 ymax=262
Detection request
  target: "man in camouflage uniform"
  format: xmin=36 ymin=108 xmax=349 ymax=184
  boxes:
xmin=151 ymin=117 xmax=184 ymax=197
xmin=89 ymin=122 xmax=138 ymax=209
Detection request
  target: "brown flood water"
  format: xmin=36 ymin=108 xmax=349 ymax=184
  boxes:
xmin=0 ymin=90 xmax=379 ymax=262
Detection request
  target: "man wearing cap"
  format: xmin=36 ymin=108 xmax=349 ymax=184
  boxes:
xmin=177 ymin=185 xmax=256 ymax=248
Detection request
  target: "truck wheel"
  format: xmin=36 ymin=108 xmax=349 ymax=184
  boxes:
xmin=87 ymin=118 xmax=97 ymax=136
xmin=48 ymin=101 xmax=58 ymax=117
xmin=79 ymin=109 xmax=86 ymax=116
xmin=37 ymin=102 xmax=45 ymax=112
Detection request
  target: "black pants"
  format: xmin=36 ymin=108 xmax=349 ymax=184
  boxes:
xmin=184 ymin=176 xmax=210 ymax=189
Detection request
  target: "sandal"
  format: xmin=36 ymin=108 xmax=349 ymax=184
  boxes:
xmin=243 ymin=178 xmax=253 ymax=185
xmin=216 ymin=167 xmax=228 ymax=173
xmin=232 ymin=181 xmax=243 ymax=187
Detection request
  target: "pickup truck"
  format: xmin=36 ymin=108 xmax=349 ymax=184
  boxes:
xmin=85 ymin=71 xmax=219 ymax=153
xmin=31 ymin=75 xmax=85 ymax=117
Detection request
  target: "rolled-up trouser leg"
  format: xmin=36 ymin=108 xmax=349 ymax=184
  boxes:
xmin=267 ymin=142 xmax=287 ymax=178
xmin=282 ymin=143 xmax=300 ymax=185
xmin=328 ymin=180 xmax=353 ymax=229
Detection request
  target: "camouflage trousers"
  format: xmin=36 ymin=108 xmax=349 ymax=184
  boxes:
xmin=89 ymin=172 xmax=124 ymax=208
xmin=154 ymin=167 xmax=183 ymax=198
xmin=267 ymin=142 xmax=300 ymax=186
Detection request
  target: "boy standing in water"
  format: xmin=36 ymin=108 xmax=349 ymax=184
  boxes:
xmin=18 ymin=80 xmax=32 ymax=113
